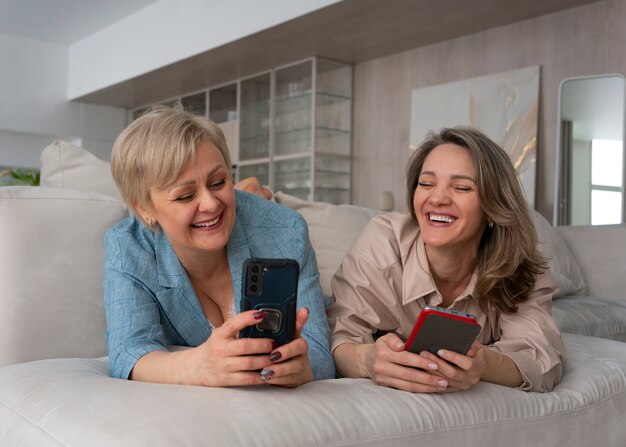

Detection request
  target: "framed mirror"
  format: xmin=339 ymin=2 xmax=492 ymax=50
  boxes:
xmin=555 ymin=74 xmax=625 ymax=226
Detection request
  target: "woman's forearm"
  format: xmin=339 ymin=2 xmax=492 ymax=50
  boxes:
xmin=480 ymin=347 xmax=523 ymax=388
xmin=130 ymin=349 xmax=196 ymax=385
xmin=333 ymin=343 xmax=372 ymax=378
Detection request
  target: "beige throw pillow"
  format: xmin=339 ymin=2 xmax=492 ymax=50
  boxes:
xmin=531 ymin=210 xmax=587 ymax=297
xmin=274 ymin=192 xmax=379 ymax=297
xmin=40 ymin=140 xmax=122 ymax=201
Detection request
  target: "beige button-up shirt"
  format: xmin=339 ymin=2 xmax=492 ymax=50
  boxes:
xmin=328 ymin=212 xmax=566 ymax=392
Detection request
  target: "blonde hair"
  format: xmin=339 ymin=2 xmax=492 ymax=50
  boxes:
xmin=406 ymin=126 xmax=547 ymax=314
xmin=111 ymin=106 xmax=231 ymax=221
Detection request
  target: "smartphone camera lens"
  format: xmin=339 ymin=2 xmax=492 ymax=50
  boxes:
xmin=250 ymin=284 xmax=258 ymax=293
xmin=251 ymin=275 xmax=258 ymax=283
xmin=251 ymin=265 xmax=259 ymax=273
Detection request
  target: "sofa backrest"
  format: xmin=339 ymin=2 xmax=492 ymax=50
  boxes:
xmin=556 ymin=224 xmax=626 ymax=301
xmin=0 ymin=186 xmax=128 ymax=367
xmin=0 ymin=141 xmax=600 ymax=367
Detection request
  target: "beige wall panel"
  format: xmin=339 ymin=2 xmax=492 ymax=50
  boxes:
xmin=352 ymin=0 xmax=622 ymax=222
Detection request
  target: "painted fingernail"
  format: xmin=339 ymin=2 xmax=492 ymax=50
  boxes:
xmin=428 ymin=362 xmax=438 ymax=370
xmin=437 ymin=349 xmax=447 ymax=358
xmin=437 ymin=380 xmax=448 ymax=389
xmin=269 ymin=351 xmax=282 ymax=362
xmin=253 ymin=311 xmax=266 ymax=320
xmin=260 ymin=368 xmax=274 ymax=380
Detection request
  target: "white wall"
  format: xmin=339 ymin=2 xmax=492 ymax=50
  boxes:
xmin=0 ymin=33 xmax=127 ymax=168
xmin=68 ymin=0 xmax=340 ymax=100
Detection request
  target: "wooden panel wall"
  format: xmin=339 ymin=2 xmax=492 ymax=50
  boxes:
xmin=351 ymin=0 xmax=626 ymax=222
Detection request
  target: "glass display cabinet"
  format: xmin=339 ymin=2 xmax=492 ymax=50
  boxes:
xmin=209 ymin=82 xmax=238 ymax=173
xmin=272 ymin=58 xmax=352 ymax=203
xmin=237 ymin=72 xmax=272 ymax=187
xmin=132 ymin=57 xmax=352 ymax=204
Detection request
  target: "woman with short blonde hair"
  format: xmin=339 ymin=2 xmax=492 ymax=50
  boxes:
xmin=105 ymin=106 xmax=334 ymax=387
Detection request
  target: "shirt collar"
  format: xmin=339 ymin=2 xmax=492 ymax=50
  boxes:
xmin=400 ymin=232 xmax=479 ymax=307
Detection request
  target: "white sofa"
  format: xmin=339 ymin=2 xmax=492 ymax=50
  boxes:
xmin=1 ymin=141 xmax=626 ymax=446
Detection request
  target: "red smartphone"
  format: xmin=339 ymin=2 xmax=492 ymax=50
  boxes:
xmin=405 ymin=306 xmax=481 ymax=356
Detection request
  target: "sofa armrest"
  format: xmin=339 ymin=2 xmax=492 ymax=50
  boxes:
xmin=556 ymin=224 xmax=626 ymax=301
xmin=0 ymin=186 xmax=128 ymax=367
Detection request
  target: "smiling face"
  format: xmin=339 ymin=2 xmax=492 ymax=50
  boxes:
xmin=137 ymin=137 xmax=236 ymax=260
xmin=413 ymin=143 xmax=487 ymax=254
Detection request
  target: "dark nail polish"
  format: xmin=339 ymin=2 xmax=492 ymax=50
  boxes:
xmin=253 ymin=311 xmax=265 ymax=320
xmin=269 ymin=351 xmax=282 ymax=362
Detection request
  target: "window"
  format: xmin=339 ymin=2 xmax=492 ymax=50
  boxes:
xmin=591 ymin=139 xmax=623 ymax=225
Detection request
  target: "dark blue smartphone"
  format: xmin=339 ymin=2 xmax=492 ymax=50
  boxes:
xmin=239 ymin=258 xmax=299 ymax=346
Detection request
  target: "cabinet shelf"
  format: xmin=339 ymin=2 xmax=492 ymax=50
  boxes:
xmin=275 ymin=126 xmax=349 ymax=144
xmin=275 ymin=168 xmax=350 ymax=177
xmin=275 ymin=91 xmax=351 ymax=114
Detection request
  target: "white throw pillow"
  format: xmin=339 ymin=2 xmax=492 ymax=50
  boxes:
xmin=274 ymin=192 xmax=380 ymax=297
xmin=0 ymin=186 xmax=128 ymax=367
xmin=40 ymin=140 xmax=122 ymax=201
xmin=531 ymin=210 xmax=587 ymax=297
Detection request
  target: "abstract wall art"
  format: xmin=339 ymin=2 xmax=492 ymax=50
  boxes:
xmin=409 ymin=66 xmax=540 ymax=206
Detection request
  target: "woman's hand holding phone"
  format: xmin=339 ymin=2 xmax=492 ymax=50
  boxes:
xmin=416 ymin=341 xmax=487 ymax=392
xmin=359 ymin=333 xmax=452 ymax=393
xmin=360 ymin=334 xmax=486 ymax=393
xmin=184 ymin=310 xmax=278 ymax=387
xmin=258 ymin=307 xmax=314 ymax=388
xmin=183 ymin=308 xmax=313 ymax=388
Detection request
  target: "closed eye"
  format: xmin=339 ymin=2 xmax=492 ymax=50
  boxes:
xmin=175 ymin=194 xmax=194 ymax=202
xmin=453 ymin=185 xmax=475 ymax=192
xmin=209 ymin=179 xmax=226 ymax=190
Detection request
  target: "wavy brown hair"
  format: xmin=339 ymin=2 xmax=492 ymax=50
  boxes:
xmin=406 ymin=127 xmax=547 ymax=314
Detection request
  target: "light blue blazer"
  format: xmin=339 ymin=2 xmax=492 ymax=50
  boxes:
xmin=104 ymin=190 xmax=335 ymax=381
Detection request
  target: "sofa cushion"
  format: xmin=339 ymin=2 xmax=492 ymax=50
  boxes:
xmin=1 ymin=334 xmax=625 ymax=446
xmin=552 ymin=295 xmax=626 ymax=341
xmin=0 ymin=186 xmax=128 ymax=367
xmin=274 ymin=192 xmax=379 ymax=297
xmin=40 ymin=140 xmax=122 ymax=201
xmin=531 ymin=210 xmax=587 ymax=297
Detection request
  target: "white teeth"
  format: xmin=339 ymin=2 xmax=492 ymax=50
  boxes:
xmin=192 ymin=215 xmax=220 ymax=228
xmin=429 ymin=214 xmax=455 ymax=223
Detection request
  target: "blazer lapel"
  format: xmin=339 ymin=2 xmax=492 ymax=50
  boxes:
xmin=154 ymin=231 xmax=211 ymax=347
xmin=227 ymin=216 xmax=251 ymax=313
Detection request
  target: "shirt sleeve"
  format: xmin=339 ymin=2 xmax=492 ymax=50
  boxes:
xmin=328 ymin=220 xmax=404 ymax=351
xmin=292 ymin=216 xmax=336 ymax=380
xmin=491 ymin=271 xmax=567 ymax=392
xmin=103 ymin=228 xmax=168 ymax=380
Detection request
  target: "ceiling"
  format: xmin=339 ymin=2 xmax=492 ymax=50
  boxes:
xmin=1 ymin=0 xmax=600 ymax=109
xmin=0 ymin=0 xmax=159 ymax=45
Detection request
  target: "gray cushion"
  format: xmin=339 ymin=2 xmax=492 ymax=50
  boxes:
xmin=553 ymin=295 xmax=626 ymax=341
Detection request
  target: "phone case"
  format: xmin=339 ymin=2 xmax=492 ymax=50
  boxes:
xmin=239 ymin=258 xmax=299 ymax=346
xmin=405 ymin=306 xmax=481 ymax=356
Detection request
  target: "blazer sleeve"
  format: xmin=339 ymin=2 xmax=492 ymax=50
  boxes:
xmin=103 ymin=227 xmax=168 ymax=379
